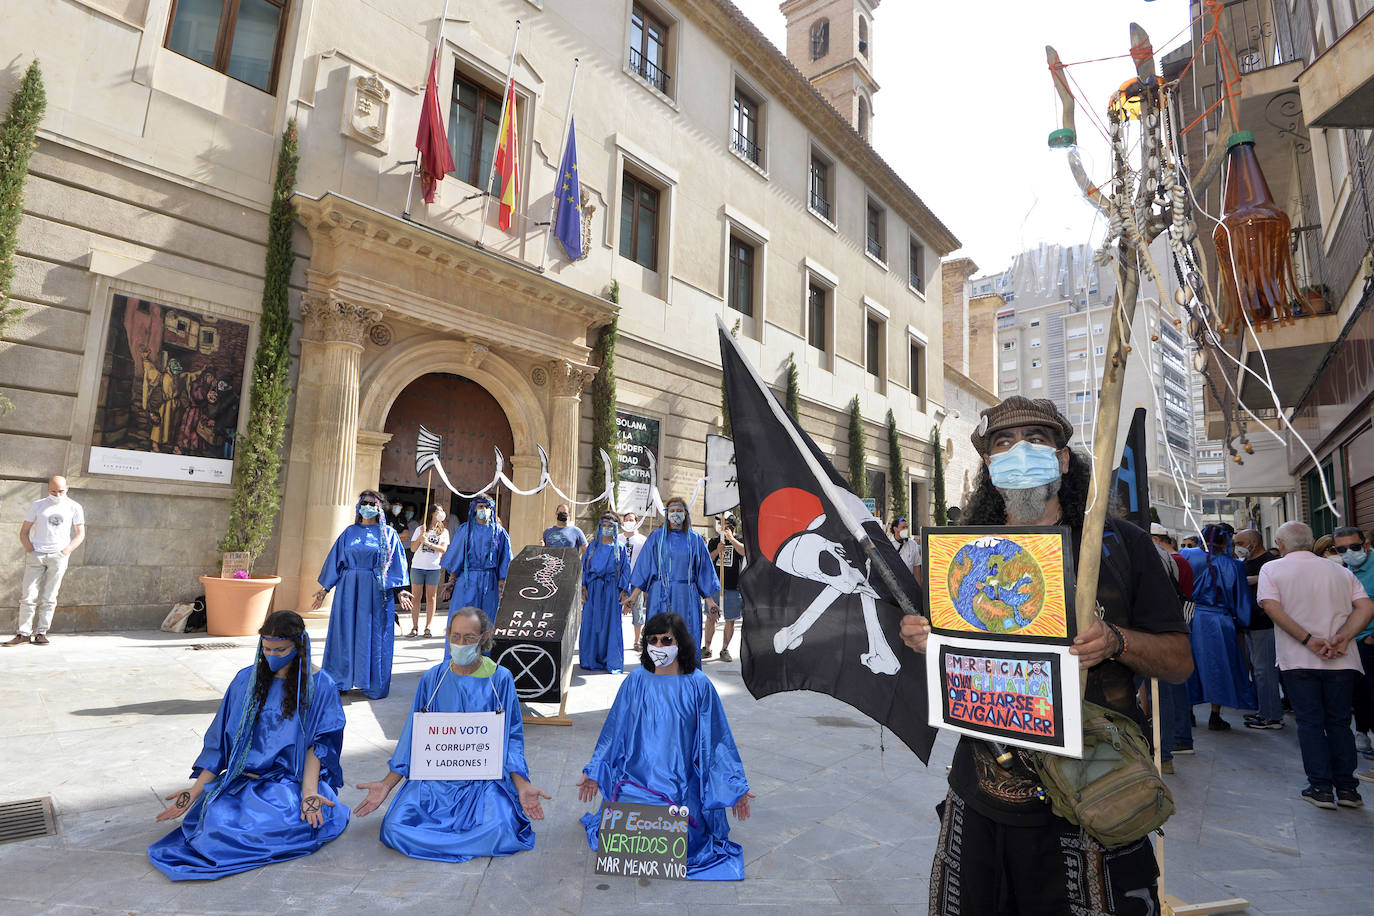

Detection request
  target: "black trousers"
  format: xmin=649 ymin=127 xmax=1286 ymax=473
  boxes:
xmin=930 ymin=791 xmax=1161 ymax=916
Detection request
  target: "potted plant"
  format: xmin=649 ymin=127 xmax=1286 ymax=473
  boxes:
xmin=200 ymin=121 xmax=299 ymax=636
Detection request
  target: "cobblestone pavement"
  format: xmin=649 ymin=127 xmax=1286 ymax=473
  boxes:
xmin=2 ymin=622 xmax=1371 ymax=914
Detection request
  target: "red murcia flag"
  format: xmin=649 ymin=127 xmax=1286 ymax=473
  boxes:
xmin=416 ymin=54 xmax=456 ymax=205
xmin=718 ymin=319 xmax=937 ymax=762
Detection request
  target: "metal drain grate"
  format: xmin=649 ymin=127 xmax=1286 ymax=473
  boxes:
xmin=189 ymin=642 xmax=242 ymax=651
xmin=0 ymin=797 xmax=56 ymax=845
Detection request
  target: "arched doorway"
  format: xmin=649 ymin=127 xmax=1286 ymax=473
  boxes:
xmin=379 ymin=373 xmax=515 ymax=533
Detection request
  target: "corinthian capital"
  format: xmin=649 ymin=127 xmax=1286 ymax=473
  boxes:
xmin=549 ymin=359 xmax=594 ymax=397
xmin=301 ymin=295 xmax=384 ymax=345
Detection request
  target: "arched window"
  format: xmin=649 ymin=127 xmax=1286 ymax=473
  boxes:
xmin=810 ymin=19 xmax=829 ymax=60
xmin=857 ymin=96 xmax=869 ymax=140
xmin=858 ymin=16 xmax=869 ymax=57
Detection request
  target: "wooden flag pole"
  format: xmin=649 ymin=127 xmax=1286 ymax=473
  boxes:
xmin=1047 ymin=23 xmax=1248 ymax=916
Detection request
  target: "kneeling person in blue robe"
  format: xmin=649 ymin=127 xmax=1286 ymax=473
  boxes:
xmin=577 ymin=612 xmax=754 ymax=881
xmin=354 ymin=605 xmax=551 ymax=861
xmin=149 ymin=611 xmax=349 ymax=880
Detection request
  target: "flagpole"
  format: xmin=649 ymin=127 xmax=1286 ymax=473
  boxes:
xmin=540 ymin=58 xmax=581 ymax=272
xmin=403 ymin=0 xmax=452 ymax=219
xmin=478 ymin=20 xmax=522 ymax=248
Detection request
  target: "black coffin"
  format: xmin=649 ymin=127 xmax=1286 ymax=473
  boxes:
xmin=491 ymin=545 xmax=583 ymax=704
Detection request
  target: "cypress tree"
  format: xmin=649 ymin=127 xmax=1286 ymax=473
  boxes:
xmin=932 ymin=422 xmax=948 ymax=526
xmin=847 ymin=395 xmax=867 ymax=499
xmin=886 ymin=409 xmax=907 ymax=522
xmin=588 ymin=281 xmax=620 ymax=519
xmin=218 ymin=121 xmax=299 ymax=566
xmin=0 ymin=60 xmax=47 ymax=415
xmin=785 ymin=352 xmax=800 ymax=422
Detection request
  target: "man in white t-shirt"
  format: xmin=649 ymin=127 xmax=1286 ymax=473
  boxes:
xmin=1258 ymin=520 xmax=1374 ymax=809
xmin=621 ymin=511 xmax=648 ymax=651
xmin=6 ymin=476 xmax=86 ymax=646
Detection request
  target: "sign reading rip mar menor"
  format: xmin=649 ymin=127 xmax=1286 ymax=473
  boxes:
xmin=408 ymin=712 xmax=504 ymax=780
xmin=594 ymin=802 xmax=688 ymax=881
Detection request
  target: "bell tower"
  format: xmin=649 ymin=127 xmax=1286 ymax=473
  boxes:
xmin=780 ymin=0 xmax=880 ymax=141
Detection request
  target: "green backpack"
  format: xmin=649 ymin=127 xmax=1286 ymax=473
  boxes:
xmin=1031 ymin=700 xmax=1174 ymax=849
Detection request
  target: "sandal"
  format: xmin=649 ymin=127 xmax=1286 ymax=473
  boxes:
xmin=423 ymin=628 xmax=432 ymax=638
xmin=408 ymin=628 xmax=418 ymax=639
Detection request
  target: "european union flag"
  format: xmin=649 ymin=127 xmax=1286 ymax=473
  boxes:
xmin=553 ymin=117 xmax=583 ymax=260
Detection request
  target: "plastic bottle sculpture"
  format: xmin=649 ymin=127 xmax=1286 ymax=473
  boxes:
xmin=1212 ymin=131 xmax=1301 ymax=332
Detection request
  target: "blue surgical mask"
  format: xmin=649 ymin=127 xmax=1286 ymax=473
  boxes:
xmin=451 ymin=641 xmax=480 ymax=666
xmin=475 ymin=507 xmax=491 ymax=522
xmin=264 ymin=646 xmax=297 ymax=672
xmin=1343 ymin=550 xmax=1368 ymax=569
xmin=358 ymin=504 xmax=380 ymax=519
xmin=601 ymin=525 xmax=616 ymax=538
xmin=987 ymin=441 xmax=1062 ymax=490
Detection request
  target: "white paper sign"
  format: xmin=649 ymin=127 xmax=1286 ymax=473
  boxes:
xmin=704 ymin=434 xmax=738 ymax=516
xmin=408 ymin=711 xmax=505 ymax=780
xmin=925 ymin=633 xmax=1084 ymax=758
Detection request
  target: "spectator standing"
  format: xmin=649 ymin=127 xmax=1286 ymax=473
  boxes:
xmin=704 ymin=516 xmax=746 ymax=661
xmin=542 ymin=503 xmax=588 ymax=555
xmin=1150 ymin=523 xmax=1196 ymax=772
xmin=621 ymin=512 xmax=648 ymax=651
xmin=407 ymin=506 xmax=450 ymax=638
xmin=1329 ymin=526 xmax=1374 ymax=780
xmin=1258 ymin=521 xmax=1374 ymax=808
xmin=6 ymin=476 xmax=85 ymax=647
xmin=1233 ymin=529 xmax=1286 ymax=730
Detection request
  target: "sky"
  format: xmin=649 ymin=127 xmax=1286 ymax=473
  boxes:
xmin=730 ymin=0 xmax=1192 ymax=276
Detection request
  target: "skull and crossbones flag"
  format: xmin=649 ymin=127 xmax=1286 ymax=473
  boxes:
xmin=718 ymin=320 xmax=937 ymax=762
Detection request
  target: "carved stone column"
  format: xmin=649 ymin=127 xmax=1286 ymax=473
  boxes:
xmin=547 ymin=359 xmax=594 ymax=526
xmin=294 ymin=296 xmax=383 ymax=613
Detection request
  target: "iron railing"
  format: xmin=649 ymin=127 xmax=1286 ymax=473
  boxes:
xmin=809 ymin=191 xmax=831 ymax=220
xmin=867 ymin=237 xmax=884 ymax=261
xmin=731 ymin=128 xmax=760 ymax=165
xmin=628 ymin=47 xmax=670 ymax=94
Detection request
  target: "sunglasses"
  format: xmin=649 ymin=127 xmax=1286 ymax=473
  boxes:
xmin=1334 ymin=544 xmax=1365 ymax=554
xmin=360 ymin=501 xmax=380 ymax=507
xmin=645 ymin=634 xmax=675 ymax=646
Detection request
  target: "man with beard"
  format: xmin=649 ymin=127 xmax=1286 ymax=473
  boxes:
xmin=900 ymin=396 xmax=1193 ymax=916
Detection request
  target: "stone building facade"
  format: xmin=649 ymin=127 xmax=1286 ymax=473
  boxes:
xmin=0 ymin=0 xmax=957 ymax=629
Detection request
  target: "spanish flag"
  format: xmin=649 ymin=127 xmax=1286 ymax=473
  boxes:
xmin=494 ymin=79 xmax=519 ymax=231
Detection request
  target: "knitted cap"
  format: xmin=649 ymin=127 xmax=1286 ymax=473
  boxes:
xmin=970 ymin=396 xmax=1074 ymax=454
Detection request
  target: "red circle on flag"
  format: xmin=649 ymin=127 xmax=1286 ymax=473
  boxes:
xmin=757 ymin=488 xmax=825 ymax=562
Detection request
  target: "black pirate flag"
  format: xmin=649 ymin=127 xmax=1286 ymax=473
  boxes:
xmin=719 ymin=321 xmax=936 ymax=762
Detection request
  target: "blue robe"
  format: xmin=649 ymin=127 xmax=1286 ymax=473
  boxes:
xmin=320 ymin=523 xmax=409 ymax=700
xmin=441 ymin=515 xmax=512 ymax=621
xmin=379 ymin=659 xmax=535 ymax=862
xmin=579 ymin=667 xmax=749 ymax=881
xmin=580 ymin=539 xmax=631 ymax=673
xmin=630 ymin=529 xmax=721 ymax=649
xmin=149 ymin=667 xmax=349 ymax=880
xmin=1180 ymin=548 xmax=1257 ymax=710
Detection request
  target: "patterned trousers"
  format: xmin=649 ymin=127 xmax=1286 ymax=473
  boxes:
xmin=930 ymin=790 xmax=1161 ymax=916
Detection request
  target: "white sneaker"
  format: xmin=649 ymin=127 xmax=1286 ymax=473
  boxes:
xmin=1357 ymin=732 xmax=1371 ymax=753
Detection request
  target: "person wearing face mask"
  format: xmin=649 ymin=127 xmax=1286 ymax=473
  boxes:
xmin=620 ymin=512 xmax=649 ymax=651
xmin=354 ymin=606 xmax=550 ymax=861
xmin=579 ymin=514 xmax=631 ymax=673
xmin=312 ymin=490 xmax=412 ymax=700
xmin=1331 ymin=527 xmax=1374 ymax=779
xmin=887 ymin=516 xmax=923 ymax=585
xmin=541 ymin=502 xmax=588 ymax=555
xmin=440 ymin=497 xmax=512 ymax=640
xmin=149 ymin=611 xmax=349 ymax=880
xmin=408 ymin=506 xmax=451 ymax=639
xmin=898 ymin=396 xmax=1192 ymax=916
xmin=7 ymin=476 xmax=85 ymax=647
xmin=621 ymin=497 xmax=721 ymax=653
xmin=1179 ymin=525 xmax=1258 ymax=732
xmin=576 ymin=612 xmax=754 ymax=880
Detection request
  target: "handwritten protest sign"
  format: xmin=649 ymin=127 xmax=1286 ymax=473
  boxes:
xmin=220 ymin=552 xmax=251 ymax=578
xmin=408 ymin=712 xmax=505 ymax=780
xmin=926 ymin=635 xmax=1082 ymax=756
xmin=593 ymin=802 xmax=689 ymax=881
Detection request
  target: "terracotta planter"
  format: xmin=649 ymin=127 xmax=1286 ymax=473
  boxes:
xmin=199 ymin=575 xmax=281 ymax=636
